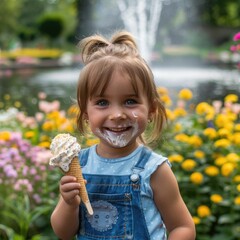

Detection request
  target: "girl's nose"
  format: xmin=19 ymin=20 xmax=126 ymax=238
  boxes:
xmin=108 ymin=112 xmax=127 ymax=120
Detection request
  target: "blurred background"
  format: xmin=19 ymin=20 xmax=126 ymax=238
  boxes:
xmin=1 ymin=0 xmax=240 ymax=113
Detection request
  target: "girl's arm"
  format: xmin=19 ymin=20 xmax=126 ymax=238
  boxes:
xmin=51 ymin=176 xmax=81 ymax=240
xmin=151 ymin=162 xmax=196 ymax=240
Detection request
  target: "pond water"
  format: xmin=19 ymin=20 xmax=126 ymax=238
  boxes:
xmin=0 ymin=64 xmax=240 ymax=115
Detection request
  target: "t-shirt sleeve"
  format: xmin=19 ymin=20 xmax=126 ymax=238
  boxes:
xmin=140 ymin=152 xmax=171 ymax=199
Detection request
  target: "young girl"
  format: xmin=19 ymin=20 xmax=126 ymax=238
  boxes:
xmin=51 ymin=31 xmax=196 ymax=240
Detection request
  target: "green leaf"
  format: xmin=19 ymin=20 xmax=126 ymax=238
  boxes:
xmin=0 ymin=224 xmax=15 ymax=240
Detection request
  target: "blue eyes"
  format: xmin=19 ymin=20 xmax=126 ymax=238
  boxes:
xmin=96 ymin=99 xmax=137 ymax=107
xmin=96 ymin=100 xmax=108 ymax=106
xmin=126 ymin=99 xmax=137 ymax=105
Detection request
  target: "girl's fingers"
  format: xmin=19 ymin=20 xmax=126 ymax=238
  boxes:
xmin=60 ymin=176 xmax=77 ymax=185
xmin=61 ymin=182 xmax=80 ymax=193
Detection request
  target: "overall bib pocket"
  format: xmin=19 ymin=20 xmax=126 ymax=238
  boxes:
xmin=80 ymin=192 xmax=133 ymax=239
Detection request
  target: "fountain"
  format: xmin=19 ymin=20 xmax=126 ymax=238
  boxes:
xmin=117 ymin=0 xmax=167 ymax=63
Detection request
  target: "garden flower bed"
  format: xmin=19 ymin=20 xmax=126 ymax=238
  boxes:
xmin=0 ymin=87 xmax=239 ymax=239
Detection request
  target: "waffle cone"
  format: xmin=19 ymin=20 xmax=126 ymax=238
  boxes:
xmin=65 ymin=157 xmax=93 ymax=215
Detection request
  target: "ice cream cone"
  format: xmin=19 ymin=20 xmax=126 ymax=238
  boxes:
xmin=49 ymin=133 xmax=93 ymax=215
xmin=65 ymin=157 xmax=93 ymax=215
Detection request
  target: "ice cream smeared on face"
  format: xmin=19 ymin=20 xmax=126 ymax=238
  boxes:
xmin=49 ymin=133 xmax=81 ymax=172
xmin=97 ymin=119 xmax=139 ymax=148
xmin=132 ymin=111 xmax=138 ymax=118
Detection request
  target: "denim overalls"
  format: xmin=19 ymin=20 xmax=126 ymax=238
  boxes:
xmin=77 ymin=147 xmax=153 ymax=240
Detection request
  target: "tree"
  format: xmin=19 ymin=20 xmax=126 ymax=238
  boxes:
xmin=199 ymin=0 xmax=240 ymax=27
xmin=0 ymin=0 xmax=22 ymax=48
xmin=38 ymin=13 xmax=65 ymax=43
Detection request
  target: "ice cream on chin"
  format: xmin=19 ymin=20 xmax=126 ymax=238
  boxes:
xmin=49 ymin=133 xmax=93 ymax=215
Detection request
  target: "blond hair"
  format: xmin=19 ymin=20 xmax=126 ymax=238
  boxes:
xmin=76 ymin=31 xmax=167 ymax=144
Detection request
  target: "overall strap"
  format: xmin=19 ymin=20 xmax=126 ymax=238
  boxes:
xmin=131 ymin=147 xmax=152 ymax=182
xmin=134 ymin=147 xmax=152 ymax=169
xmin=79 ymin=148 xmax=90 ymax=167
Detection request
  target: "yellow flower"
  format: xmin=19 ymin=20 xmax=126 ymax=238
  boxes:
xmin=165 ymin=109 xmax=175 ymax=121
xmin=4 ymin=94 xmax=10 ymax=100
xmin=47 ymin=111 xmax=60 ymax=120
xmin=196 ymin=102 xmax=215 ymax=117
xmin=237 ymin=184 xmax=240 ymax=192
xmin=188 ymin=135 xmax=203 ymax=147
xmin=210 ymin=194 xmax=223 ymax=203
xmin=214 ymin=156 xmax=227 ymax=166
xmin=215 ymin=114 xmax=230 ymax=128
xmin=203 ymin=128 xmax=217 ymax=139
xmin=24 ymin=131 xmax=35 ymax=139
xmin=234 ymin=196 xmax=240 ymax=205
xmin=235 ymin=124 xmax=240 ymax=131
xmin=14 ymin=101 xmax=22 ymax=108
xmin=231 ymin=133 xmax=240 ymax=145
xmin=214 ymin=139 xmax=231 ymax=148
xmin=42 ymin=121 xmax=54 ymax=131
xmin=206 ymin=111 xmax=215 ymax=121
xmin=233 ymin=175 xmax=240 ymax=183
xmin=86 ymin=138 xmax=99 ymax=147
xmin=224 ymin=94 xmax=238 ymax=103
xmin=38 ymin=141 xmax=50 ymax=148
xmin=168 ymin=154 xmax=184 ymax=163
xmin=197 ymin=205 xmax=211 ymax=218
xmin=221 ymin=162 xmax=235 ymax=177
xmin=205 ymin=166 xmax=219 ymax=176
xmin=67 ymin=104 xmax=79 ymax=117
xmin=174 ymin=123 xmax=182 ymax=132
xmin=173 ymin=107 xmax=187 ymax=117
xmin=194 ymin=150 xmax=205 ymax=158
xmin=224 ymin=121 xmax=234 ymax=131
xmin=226 ymin=153 xmax=239 ymax=163
xmin=175 ymin=133 xmax=189 ymax=143
xmin=178 ymin=88 xmax=193 ymax=100
xmin=218 ymin=128 xmax=231 ymax=138
xmin=193 ymin=216 xmax=201 ymax=225
xmin=157 ymin=87 xmax=169 ymax=95
xmin=0 ymin=131 xmax=11 ymax=141
xmin=40 ymin=135 xmax=50 ymax=142
xmin=226 ymin=112 xmax=237 ymax=122
xmin=181 ymin=159 xmax=197 ymax=171
xmin=190 ymin=172 xmax=204 ymax=184
xmin=160 ymin=95 xmax=172 ymax=106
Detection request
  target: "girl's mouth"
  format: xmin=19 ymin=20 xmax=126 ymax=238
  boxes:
xmin=95 ymin=121 xmax=139 ymax=148
xmin=105 ymin=126 xmax=132 ymax=133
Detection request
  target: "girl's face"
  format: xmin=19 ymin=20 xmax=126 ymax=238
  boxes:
xmin=85 ymin=70 xmax=154 ymax=157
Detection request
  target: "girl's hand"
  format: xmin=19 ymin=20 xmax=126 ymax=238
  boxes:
xmin=59 ymin=176 xmax=81 ymax=207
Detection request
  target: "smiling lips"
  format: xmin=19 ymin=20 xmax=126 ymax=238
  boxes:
xmin=105 ymin=126 xmax=132 ymax=133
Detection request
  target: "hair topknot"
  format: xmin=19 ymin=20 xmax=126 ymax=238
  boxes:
xmin=78 ymin=31 xmax=139 ymax=64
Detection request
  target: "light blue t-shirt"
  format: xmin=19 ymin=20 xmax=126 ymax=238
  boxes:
xmin=81 ymin=145 xmax=170 ymax=240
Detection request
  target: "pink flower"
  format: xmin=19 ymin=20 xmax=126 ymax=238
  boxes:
xmin=232 ymin=103 xmax=240 ymax=114
xmin=230 ymin=45 xmax=237 ymax=52
xmin=4 ymin=165 xmax=18 ymax=178
xmin=30 ymin=167 xmax=37 ymax=175
xmin=38 ymin=92 xmax=47 ymax=99
xmin=35 ymin=150 xmax=52 ymax=165
xmin=212 ymin=100 xmax=222 ymax=113
xmin=22 ymin=116 xmax=37 ymax=128
xmin=14 ymin=179 xmax=33 ymax=192
xmin=35 ymin=112 xmax=44 ymax=122
xmin=233 ymin=32 xmax=240 ymax=41
xmin=33 ymin=193 xmax=42 ymax=204
xmin=39 ymin=100 xmax=60 ymax=113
